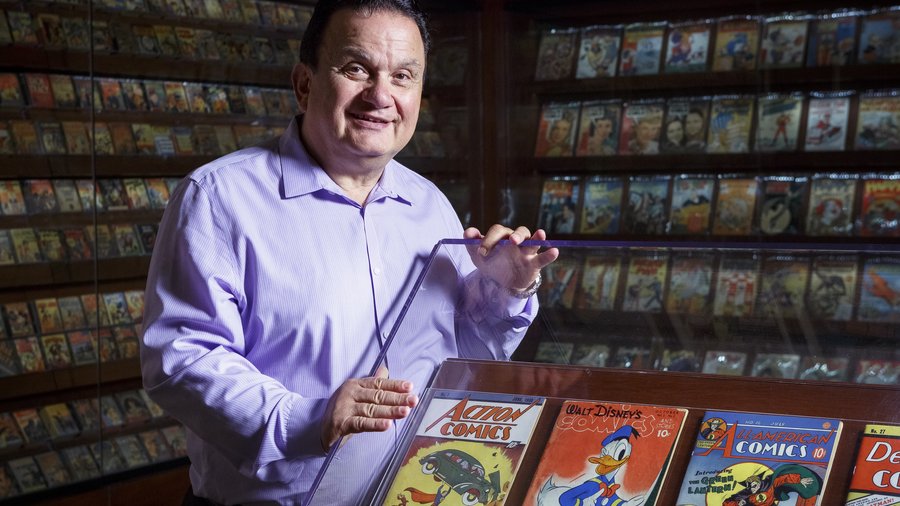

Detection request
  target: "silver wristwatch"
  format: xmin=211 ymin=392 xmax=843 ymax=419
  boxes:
xmin=507 ymin=273 xmax=542 ymax=299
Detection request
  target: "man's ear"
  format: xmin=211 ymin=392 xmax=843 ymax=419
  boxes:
xmin=291 ymin=63 xmax=312 ymax=113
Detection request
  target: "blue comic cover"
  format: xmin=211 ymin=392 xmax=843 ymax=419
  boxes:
xmin=676 ymin=410 xmax=842 ymax=506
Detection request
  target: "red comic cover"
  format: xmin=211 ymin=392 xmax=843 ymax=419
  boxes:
xmin=860 ymin=176 xmax=900 ymax=237
xmin=845 ymin=423 xmax=900 ymax=505
xmin=376 ymin=389 xmax=544 ymax=506
xmin=524 ymin=400 xmax=687 ymax=505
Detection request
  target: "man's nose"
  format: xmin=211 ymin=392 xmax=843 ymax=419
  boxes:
xmin=362 ymin=76 xmax=392 ymax=108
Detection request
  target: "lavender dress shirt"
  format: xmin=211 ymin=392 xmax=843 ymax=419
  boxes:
xmin=140 ymin=116 xmax=537 ymax=505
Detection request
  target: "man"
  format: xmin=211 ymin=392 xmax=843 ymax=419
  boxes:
xmin=139 ymin=1 xmax=556 ymax=505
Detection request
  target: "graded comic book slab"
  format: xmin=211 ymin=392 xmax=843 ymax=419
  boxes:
xmin=619 ymin=22 xmax=665 ymax=76
xmin=576 ymin=25 xmax=621 ymax=78
xmin=805 ymin=176 xmax=856 ymax=236
xmin=664 ymin=20 xmax=711 ymax=73
xmin=845 ymin=423 xmax=900 ymax=505
xmin=804 ymin=93 xmax=850 ymax=151
xmin=579 ymin=176 xmax=622 ymax=235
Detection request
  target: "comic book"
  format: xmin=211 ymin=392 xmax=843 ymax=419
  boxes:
xmin=579 ymin=175 xmax=622 ymax=234
xmin=610 ymin=346 xmax=652 ymax=369
xmin=40 ymin=333 xmax=71 ymax=369
xmin=845 ymin=423 xmax=900 ymax=505
xmin=576 ymin=254 xmax=621 ymax=310
xmin=0 ymin=340 xmax=19 ymax=376
xmin=712 ymin=255 xmax=759 ymax=317
xmin=535 ymin=28 xmax=578 ymax=81
xmin=0 ymin=11 xmax=11 ymax=46
xmin=0 ymin=180 xmax=26 ymax=215
xmin=7 ymin=11 xmax=39 ymax=46
xmin=0 ymin=73 xmax=23 ymax=108
xmin=804 ymin=91 xmax=851 ymax=151
xmin=81 ymin=293 xmax=107 ymax=327
xmin=10 ymin=120 xmax=39 ymax=154
xmin=63 ymin=228 xmax=93 ymax=261
xmin=618 ymin=99 xmax=664 ymax=155
xmin=232 ymin=124 xmax=268 ymax=148
xmin=806 ymin=175 xmax=857 ymax=236
xmin=242 ymin=86 xmax=266 ymax=116
xmin=707 ymin=95 xmax=754 ymax=154
xmin=139 ymin=429 xmax=175 ymax=463
xmin=184 ymin=82 xmax=211 ymax=113
xmin=40 ymin=403 xmax=79 ymax=440
xmin=34 ymin=297 xmax=62 ymax=334
xmin=807 ymin=10 xmax=858 ymax=66
xmin=859 ymin=175 xmax=900 ymax=237
xmin=113 ymin=225 xmax=144 ymax=257
xmin=10 ymin=228 xmax=43 ymax=263
xmin=34 ymin=451 xmax=71 ymax=487
xmin=86 ymin=224 xmax=119 ymax=259
xmin=525 ymin=400 xmax=686 ymax=506
xmin=122 ymin=178 xmax=150 ymax=210
xmin=537 ymin=176 xmax=581 ymax=234
xmin=8 ymin=456 xmax=46 ymax=493
xmin=534 ymin=102 xmax=579 ymax=157
xmin=701 ymin=350 xmax=749 ymax=375
xmin=758 ymin=176 xmax=807 ymax=235
xmin=36 ymin=230 xmax=66 ymax=262
xmin=13 ymin=408 xmax=49 ymax=443
xmin=91 ymin=440 xmax=128 ymax=474
xmin=0 ymin=464 xmax=19 ymax=498
xmin=0 ymin=412 xmax=23 ymax=450
xmin=676 ymin=410 xmax=842 ymax=506
xmin=858 ymin=257 xmax=900 ymax=323
xmin=61 ymin=121 xmax=90 ymax=155
xmin=662 ymin=96 xmax=711 ymax=153
xmin=666 ymin=253 xmax=714 ymax=315
xmin=621 ymin=253 xmax=668 ymax=313
xmin=664 ymin=20 xmax=712 ymax=73
xmin=99 ymin=328 xmax=120 ymax=362
xmin=668 ymin=176 xmax=714 ymax=234
xmin=760 ymin=14 xmax=810 ymax=69
xmin=858 ymin=8 xmax=900 ymax=65
xmin=855 ymin=91 xmax=900 ymax=150
xmin=48 ymin=74 xmax=78 ymax=108
xmin=52 ymin=179 xmax=81 ymax=213
xmin=137 ymin=224 xmax=159 ymax=254
xmin=0 ymin=232 xmax=14 ymax=266
xmin=3 ymin=302 xmax=34 ymax=338
xmin=755 ymin=93 xmax=803 ymax=152
xmin=97 ymin=179 xmax=129 ymax=211
xmin=0 ymin=120 xmax=13 ymax=154
xmin=658 ymin=349 xmax=702 ymax=372
xmin=38 ymin=121 xmax=66 ymax=155
xmin=798 ymin=356 xmax=850 ymax=382
xmin=540 ymin=256 xmax=582 ymax=310
xmin=68 ymin=331 xmax=98 ymax=366
xmin=120 ymin=80 xmax=147 ymax=111
xmin=104 ymin=292 xmax=132 ymax=325
xmin=619 ymin=22 xmax=665 ymax=76
xmin=172 ymin=26 xmax=198 ymax=60
xmin=89 ymin=121 xmax=116 ymax=155
xmin=61 ymin=445 xmax=100 ymax=481
xmin=623 ymin=176 xmax=669 ymax=235
xmin=62 ymin=16 xmax=90 ymax=51
xmin=756 ymin=255 xmax=809 ymax=320
xmin=98 ymin=78 xmax=126 ymax=112
xmin=575 ymin=99 xmax=621 ymax=156
xmin=116 ymin=390 xmax=152 ymax=424
xmin=164 ymin=81 xmax=189 ymax=112
xmin=712 ymin=177 xmax=758 ymax=236
xmin=72 ymin=76 xmax=102 ymax=112
xmin=806 ymin=256 xmax=858 ymax=321
xmin=192 ymin=124 xmax=220 ymax=155
xmin=109 ymin=122 xmax=137 ymax=155
xmin=143 ymin=178 xmax=171 ymax=209
xmin=24 ymin=73 xmax=55 ymax=109
xmin=36 ymin=13 xmax=64 ymax=48
xmin=576 ymin=25 xmax=621 ymax=78
xmin=132 ymin=123 xmax=158 ymax=154
xmin=116 ymin=434 xmax=151 ymax=468
xmin=57 ymin=296 xmax=86 ymax=330
xmin=377 ymin=389 xmax=544 ymax=506
xmin=854 ymin=359 xmax=899 ymax=385
xmin=713 ymin=16 xmax=760 ymax=71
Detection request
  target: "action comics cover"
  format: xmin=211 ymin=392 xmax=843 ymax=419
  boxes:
xmin=575 ymin=100 xmax=621 ymax=157
xmin=755 ymin=93 xmax=804 ymax=152
xmin=575 ymin=254 xmax=622 ymax=311
xmin=537 ymin=176 xmax=581 ymax=235
xmin=713 ymin=177 xmax=759 ymax=236
xmin=807 ymin=256 xmax=858 ymax=321
xmin=579 ymin=175 xmax=622 ymax=234
xmin=535 ymin=102 xmax=580 ymax=157
xmin=858 ymin=8 xmax=900 ymax=65
xmin=524 ymin=400 xmax=688 ymax=505
xmin=759 ymin=14 xmax=810 ymax=69
xmin=712 ymin=255 xmax=760 ymax=317
xmin=575 ymin=25 xmax=621 ymax=79
xmin=664 ymin=19 xmax=712 ymax=73
xmin=676 ymin=410 xmax=842 ymax=506
xmin=621 ymin=252 xmax=669 ymax=313
xmin=618 ymin=99 xmax=664 ymax=155
xmin=845 ymin=423 xmax=900 ymax=505
xmin=857 ymin=257 xmax=900 ymax=323
xmin=713 ymin=16 xmax=761 ymax=72
xmin=376 ymin=389 xmax=544 ymax=506
xmin=859 ymin=175 xmax=900 ymax=237
xmin=619 ymin=22 xmax=665 ymax=76
xmin=756 ymin=254 xmax=810 ymax=320
xmin=806 ymin=174 xmax=857 ymax=236
xmin=662 ymin=96 xmax=711 ymax=153
xmin=806 ymin=11 xmax=858 ymax=67
xmin=706 ymin=95 xmax=754 ymax=154
xmin=535 ymin=28 xmax=578 ymax=81
xmin=758 ymin=176 xmax=807 ymax=236
xmin=623 ymin=176 xmax=669 ymax=235
xmin=804 ymin=92 xmax=851 ymax=151
xmin=855 ymin=91 xmax=900 ymax=150
xmin=668 ymin=176 xmax=714 ymax=235
xmin=665 ymin=253 xmax=715 ymax=315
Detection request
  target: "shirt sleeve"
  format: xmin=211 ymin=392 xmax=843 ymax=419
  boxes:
xmin=139 ymin=179 xmax=326 ymax=482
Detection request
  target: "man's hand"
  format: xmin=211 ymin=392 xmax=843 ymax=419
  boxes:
xmin=464 ymin=225 xmax=559 ymax=292
xmin=321 ymin=366 xmax=418 ymax=451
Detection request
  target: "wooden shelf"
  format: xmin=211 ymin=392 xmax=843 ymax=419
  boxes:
xmin=0 ymin=154 xmax=212 ymax=178
xmin=0 ymin=107 xmax=290 ymax=128
xmin=0 ymin=210 xmax=162 ymax=228
xmin=0 ymin=359 xmax=140 ymax=403
xmin=0 ymin=257 xmax=151 ymax=289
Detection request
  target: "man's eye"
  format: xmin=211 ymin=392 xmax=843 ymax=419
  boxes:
xmin=344 ymin=65 xmax=367 ymax=76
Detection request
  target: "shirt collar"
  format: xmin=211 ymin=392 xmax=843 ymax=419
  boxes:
xmin=279 ymin=115 xmax=410 ymax=205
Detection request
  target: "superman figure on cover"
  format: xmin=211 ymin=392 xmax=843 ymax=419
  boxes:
xmin=723 ymin=465 xmax=821 ymax=506
xmin=558 ymin=426 xmax=646 ymax=506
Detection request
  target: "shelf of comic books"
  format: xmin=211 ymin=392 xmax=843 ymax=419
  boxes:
xmin=374 ymin=358 xmax=899 ymax=505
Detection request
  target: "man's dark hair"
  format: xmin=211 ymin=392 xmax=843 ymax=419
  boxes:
xmin=299 ymin=0 xmax=431 ymax=70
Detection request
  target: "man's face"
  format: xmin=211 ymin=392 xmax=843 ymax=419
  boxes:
xmin=294 ymin=9 xmax=425 ymax=169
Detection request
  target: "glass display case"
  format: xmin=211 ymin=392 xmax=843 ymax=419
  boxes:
xmin=306 ymin=239 xmax=900 ymax=506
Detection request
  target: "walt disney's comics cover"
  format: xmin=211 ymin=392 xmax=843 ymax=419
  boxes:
xmin=524 ymin=400 xmax=687 ymax=506
xmin=376 ymin=389 xmax=544 ymax=506
xmin=676 ymin=410 xmax=842 ymax=506
xmin=845 ymin=423 xmax=900 ymax=505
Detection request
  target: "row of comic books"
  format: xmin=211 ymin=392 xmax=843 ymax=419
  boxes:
xmin=535 ymin=90 xmax=900 ymax=157
xmin=0 ymin=119 xmax=286 ymax=157
xmin=0 ymin=9 xmax=303 ymax=65
xmin=1 ymin=178 xmax=180 ymax=215
xmin=0 ymin=73 xmax=295 ymax=117
xmin=536 ymin=6 xmax=900 ymax=80
xmin=1 ymin=290 xmax=145 ymax=339
xmin=537 ymin=173 xmax=899 ymax=238
xmin=59 ymin=0 xmax=309 ymax=29
xmin=533 ymin=340 xmax=900 ymax=385
xmin=376 ymin=388 xmax=897 ymax=505
xmin=539 ymin=248 xmax=900 ymax=323
xmin=0 ymin=223 xmax=158 ymax=265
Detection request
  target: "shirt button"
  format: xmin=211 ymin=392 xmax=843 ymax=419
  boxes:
xmin=373 ymin=267 xmax=381 ymax=276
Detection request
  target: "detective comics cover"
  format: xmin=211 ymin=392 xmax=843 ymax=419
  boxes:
xmin=676 ymin=410 xmax=842 ymax=506
xmin=523 ymin=400 xmax=687 ymax=506
xmin=377 ymin=389 xmax=544 ymax=506
xmin=845 ymin=423 xmax=900 ymax=505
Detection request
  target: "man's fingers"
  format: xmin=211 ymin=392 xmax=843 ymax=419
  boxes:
xmin=357 ymin=376 xmax=413 ymax=393
xmin=354 ymin=388 xmax=417 ymax=407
